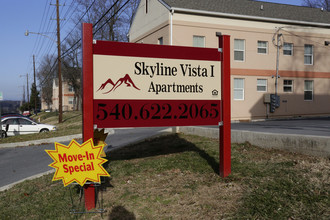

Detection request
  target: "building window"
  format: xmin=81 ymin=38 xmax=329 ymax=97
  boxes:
xmin=304 ymin=80 xmax=313 ymax=101
xmin=234 ymin=78 xmax=244 ymax=100
xmin=304 ymin=44 xmax=313 ymax=65
xmin=283 ymin=43 xmax=293 ymax=56
xmin=234 ymin=39 xmax=245 ymax=61
xmin=68 ymin=85 xmax=74 ymax=92
xmin=158 ymin=37 xmax=163 ymax=45
xmin=145 ymin=0 xmax=148 ymax=14
xmin=68 ymin=97 xmax=74 ymax=105
xmin=283 ymin=80 xmax=293 ymax=92
xmin=257 ymin=79 xmax=267 ymax=92
xmin=257 ymin=41 xmax=268 ymax=54
xmin=193 ymin=35 xmax=205 ymax=47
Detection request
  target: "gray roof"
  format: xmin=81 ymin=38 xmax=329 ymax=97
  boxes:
xmin=161 ymin=0 xmax=330 ymax=26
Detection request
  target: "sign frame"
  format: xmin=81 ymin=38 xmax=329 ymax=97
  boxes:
xmin=82 ymin=23 xmax=231 ymax=209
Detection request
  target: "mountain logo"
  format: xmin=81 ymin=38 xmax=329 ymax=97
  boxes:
xmin=97 ymin=74 xmax=140 ymax=94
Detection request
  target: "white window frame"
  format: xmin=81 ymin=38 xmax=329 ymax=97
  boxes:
xmin=283 ymin=42 xmax=293 ymax=56
xmin=304 ymin=80 xmax=313 ymax=101
xmin=193 ymin=35 xmax=205 ymax=48
xmin=283 ymin=79 xmax=293 ymax=93
xmin=257 ymin=79 xmax=267 ymax=92
xmin=304 ymin=44 xmax=313 ymax=65
xmin=257 ymin=41 xmax=268 ymax=54
xmin=234 ymin=78 xmax=245 ymax=100
xmin=234 ymin=39 xmax=245 ymax=62
xmin=68 ymin=97 xmax=74 ymax=105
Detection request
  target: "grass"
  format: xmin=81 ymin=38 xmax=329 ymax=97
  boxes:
xmin=0 ymin=133 xmax=329 ymax=219
xmin=0 ymin=111 xmax=82 ymax=144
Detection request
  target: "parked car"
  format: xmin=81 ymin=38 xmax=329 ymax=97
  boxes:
xmin=23 ymin=111 xmax=31 ymax=117
xmin=0 ymin=116 xmax=56 ymax=138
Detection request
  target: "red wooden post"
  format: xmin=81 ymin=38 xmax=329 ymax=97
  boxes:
xmin=82 ymin=23 xmax=95 ymax=210
xmin=217 ymin=33 xmax=231 ymax=177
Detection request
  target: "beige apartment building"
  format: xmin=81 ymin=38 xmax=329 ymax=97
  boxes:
xmin=41 ymin=79 xmax=76 ymax=111
xmin=129 ymin=0 xmax=330 ymax=120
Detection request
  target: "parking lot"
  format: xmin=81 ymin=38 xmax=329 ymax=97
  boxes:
xmin=230 ymin=117 xmax=330 ymax=137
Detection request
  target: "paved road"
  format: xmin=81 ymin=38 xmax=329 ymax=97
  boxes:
xmin=231 ymin=117 xmax=330 ymax=137
xmin=0 ymin=127 xmax=171 ymax=190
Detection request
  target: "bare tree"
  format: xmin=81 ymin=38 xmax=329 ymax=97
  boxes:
xmin=74 ymin=0 xmax=139 ymax=41
xmin=61 ymin=32 xmax=82 ymax=111
xmin=303 ymin=0 xmax=330 ymax=11
xmin=61 ymin=0 xmax=139 ymax=110
xmin=37 ymin=55 xmax=57 ymax=110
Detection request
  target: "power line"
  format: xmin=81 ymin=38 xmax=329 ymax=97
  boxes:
xmin=93 ymin=0 xmax=130 ymax=35
xmin=61 ymin=0 xmax=79 ymax=29
xmin=93 ymin=0 xmax=121 ymax=28
xmin=62 ymin=0 xmax=131 ymax=58
xmin=281 ymin=29 xmax=328 ymax=47
xmin=60 ymin=0 xmax=96 ymax=45
xmin=39 ymin=0 xmax=132 ymax=88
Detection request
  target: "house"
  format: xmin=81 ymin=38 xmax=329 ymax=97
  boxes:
xmin=129 ymin=0 xmax=330 ymax=120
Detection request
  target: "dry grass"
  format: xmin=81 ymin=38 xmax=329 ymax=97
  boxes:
xmin=84 ymin=134 xmax=329 ymax=219
xmin=99 ymin=171 xmax=242 ymax=219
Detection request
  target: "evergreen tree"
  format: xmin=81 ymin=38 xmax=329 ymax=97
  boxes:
xmin=29 ymin=83 xmax=41 ymax=113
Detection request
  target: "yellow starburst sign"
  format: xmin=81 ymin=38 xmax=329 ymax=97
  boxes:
xmin=45 ymin=139 xmax=110 ymax=187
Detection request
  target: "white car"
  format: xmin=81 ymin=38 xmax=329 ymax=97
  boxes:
xmin=0 ymin=117 xmax=56 ymax=138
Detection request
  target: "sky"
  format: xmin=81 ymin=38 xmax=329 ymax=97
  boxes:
xmin=0 ymin=0 xmax=304 ymax=101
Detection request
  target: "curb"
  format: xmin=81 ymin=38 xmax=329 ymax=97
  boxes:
xmin=0 ymin=134 xmax=82 ymax=149
xmin=178 ymin=126 xmax=330 ymax=158
xmin=0 ymin=128 xmax=115 ymax=149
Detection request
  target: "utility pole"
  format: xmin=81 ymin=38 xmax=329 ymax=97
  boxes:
xmin=270 ymin=29 xmax=283 ymax=113
xmin=275 ymin=33 xmax=282 ymax=96
xmin=33 ymin=55 xmax=37 ymax=114
xmin=22 ymin=85 xmax=26 ymax=103
xmin=54 ymin=0 xmax=63 ymax=123
xmin=20 ymin=74 xmax=29 ymax=103
xmin=27 ymin=74 xmax=29 ymax=103
xmin=275 ymin=28 xmax=282 ymax=96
